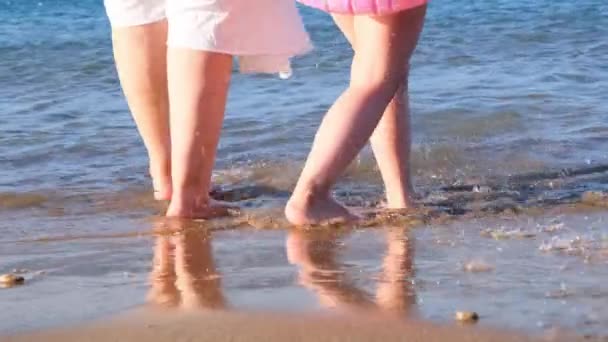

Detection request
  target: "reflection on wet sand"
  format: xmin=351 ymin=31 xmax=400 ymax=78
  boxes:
xmin=148 ymin=221 xmax=226 ymax=310
xmin=7 ymin=223 xmax=596 ymax=341
xmin=286 ymin=228 xmax=416 ymax=316
xmin=147 ymin=221 xmax=416 ymax=318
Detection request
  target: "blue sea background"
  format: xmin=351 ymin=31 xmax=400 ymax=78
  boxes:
xmin=1 ymin=0 xmax=607 ymax=196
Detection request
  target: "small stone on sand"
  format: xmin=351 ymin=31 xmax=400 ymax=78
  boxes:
xmin=463 ymin=260 xmax=494 ymax=273
xmin=455 ymin=311 xmax=479 ymax=323
xmin=0 ymin=273 xmax=25 ymax=288
xmin=481 ymin=228 xmax=535 ymax=240
xmin=581 ymin=191 xmax=608 ymax=207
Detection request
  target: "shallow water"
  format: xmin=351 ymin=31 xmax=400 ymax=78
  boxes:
xmin=1 ymin=0 xmax=607 ymax=195
xmin=1 ymin=0 xmax=607 ymax=338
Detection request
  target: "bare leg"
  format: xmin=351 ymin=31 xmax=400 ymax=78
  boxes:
xmin=371 ymin=86 xmax=414 ymax=208
xmin=165 ymin=48 xmax=233 ymax=218
xmin=111 ymin=21 xmax=172 ymax=200
xmin=332 ymin=15 xmax=415 ymax=209
xmin=286 ymin=6 xmax=427 ymax=225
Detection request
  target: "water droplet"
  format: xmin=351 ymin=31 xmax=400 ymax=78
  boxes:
xmin=279 ymin=69 xmax=293 ymax=80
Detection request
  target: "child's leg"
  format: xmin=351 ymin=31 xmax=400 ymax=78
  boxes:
xmin=166 ymin=48 xmax=233 ymax=218
xmin=286 ymin=6 xmax=427 ymax=225
xmin=111 ymin=21 xmax=172 ymax=200
xmin=332 ymin=15 xmax=415 ymax=209
xmin=370 ymin=85 xmax=414 ymax=208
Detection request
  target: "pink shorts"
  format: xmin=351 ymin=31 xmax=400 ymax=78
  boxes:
xmin=298 ymin=0 xmax=427 ymax=15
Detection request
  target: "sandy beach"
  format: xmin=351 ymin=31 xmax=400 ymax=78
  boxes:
xmin=1 ymin=203 xmax=607 ymax=341
xmin=3 ymin=309 xmax=592 ymax=342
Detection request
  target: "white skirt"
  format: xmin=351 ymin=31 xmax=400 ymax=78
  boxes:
xmin=105 ymin=0 xmax=313 ymax=75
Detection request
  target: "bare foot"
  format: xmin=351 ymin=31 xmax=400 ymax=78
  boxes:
xmin=150 ymin=166 xmax=172 ymax=201
xmin=378 ymin=198 xmax=416 ymax=210
xmin=285 ymin=195 xmax=359 ymax=226
xmin=379 ymin=188 xmax=420 ymax=209
xmin=384 ymin=197 xmax=414 ymax=209
xmin=383 ymin=187 xmax=419 ymax=209
xmin=166 ymin=196 xmax=238 ymax=219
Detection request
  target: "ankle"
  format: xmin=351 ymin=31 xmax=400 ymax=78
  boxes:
xmin=149 ymin=157 xmax=171 ymax=179
xmin=385 ymin=192 xmax=413 ymax=209
xmin=171 ymin=187 xmax=210 ymax=206
xmin=289 ymin=184 xmax=330 ymax=208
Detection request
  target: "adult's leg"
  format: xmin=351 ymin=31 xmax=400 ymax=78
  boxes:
xmin=165 ymin=48 xmax=233 ymax=218
xmin=111 ymin=21 xmax=172 ymax=200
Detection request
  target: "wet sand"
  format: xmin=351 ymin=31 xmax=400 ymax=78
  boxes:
xmin=1 ymin=204 xmax=607 ymax=340
xmin=2 ymin=309 xmax=584 ymax=342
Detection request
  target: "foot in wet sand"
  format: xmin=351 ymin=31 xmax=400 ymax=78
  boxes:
xmin=285 ymin=195 xmax=359 ymax=226
xmin=378 ymin=198 xmax=417 ymax=211
xmin=384 ymin=187 xmax=419 ymax=209
xmin=166 ymin=196 xmax=237 ymax=219
xmin=377 ymin=188 xmax=421 ymax=210
xmin=384 ymin=196 xmax=415 ymax=210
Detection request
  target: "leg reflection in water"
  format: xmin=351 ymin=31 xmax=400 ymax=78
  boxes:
xmin=286 ymin=228 xmax=415 ymax=316
xmin=147 ymin=221 xmax=226 ymax=310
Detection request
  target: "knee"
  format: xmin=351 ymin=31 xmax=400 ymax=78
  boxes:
xmin=349 ymin=61 xmax=410 ymax=98
xmin=394 ymin=70 xmax=410 ymax=101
